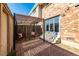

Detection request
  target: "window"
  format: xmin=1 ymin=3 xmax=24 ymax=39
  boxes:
xmin=54 ymin=16 xmax=59 ymax=32
xmin=55 ymin=23 xmax=59 ymax=32
xmin=44 ymin=16 xmax=60 ymax=40
xmin=45 ymin=16 xmax=59 ymax=32
xmin=50 ymin=24 xmax=53 ymax=31
xmin=46 ymin=25 xmax=49 ymax=31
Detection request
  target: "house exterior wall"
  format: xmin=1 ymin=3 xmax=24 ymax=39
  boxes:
xmin=42 ymin=3 xmax=79 ymax=43
xmin=1 ymin=6 xmax=8 ymax=55
xmin=30 ymin=9 xmax=37 ymax=17
xmin=61 ymin=6 xmax=79 ymax=43
xmin=29 ymin=6 xmax=39 ymax=17
xmin=42 ymin=4 xmax=74 ymax=19
xmin=0 ymin=4 xmax=1 ymax=54
xmin=29 ymin=4 xmax=43 ymax=18
xmin=0 ymin=3 xmax=13 ymax=55
xmin=29 ymin=3 xmax=79 ymax=45
xmin=8 ymin=15 xmax=13 ymax=52
xmin=36 ymin=5 xmax=42 ymax=18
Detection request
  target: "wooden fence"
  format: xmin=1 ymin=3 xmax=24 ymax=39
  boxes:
xmin=16 ymin=25 xmax=42 ymax=41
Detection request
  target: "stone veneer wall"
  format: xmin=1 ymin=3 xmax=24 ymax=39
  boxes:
xmin=42 ymin=3 xmax=79 ymax=43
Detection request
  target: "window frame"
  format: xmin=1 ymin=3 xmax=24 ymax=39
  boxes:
xmin=44 ymin=15 xmax=61 ymax=35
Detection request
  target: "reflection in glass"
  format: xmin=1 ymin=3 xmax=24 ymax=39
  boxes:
xmin=46 ymin=25 xmax=49 ymax=31
xmin=50 ymin=24 xmax=53 ymax=31
xmin=55 ymin=23 xmax=59 ymax=32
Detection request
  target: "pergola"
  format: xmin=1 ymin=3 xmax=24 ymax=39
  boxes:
xmin=15 ymin=14 xmax=42 ymax=40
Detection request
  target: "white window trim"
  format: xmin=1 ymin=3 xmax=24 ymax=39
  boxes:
xmin=44 ymin=15 xmax=61 ymax=39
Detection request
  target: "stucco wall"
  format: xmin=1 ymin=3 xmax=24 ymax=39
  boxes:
xmin=0 ymin=4 xmax=1 ymax=54
xmin=9 ymin=15 xmax=13 ymax=52
xmin=1 ymin=5 xmax=8 ymax=55
xmin=0 ymin=3 xmax=13 ymax=55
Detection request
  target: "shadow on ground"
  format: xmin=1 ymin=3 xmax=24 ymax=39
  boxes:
xmin=15 ymin=38 xmax=78 ymax=56
xmin=35 ymin=44 xmax=77 ymax=56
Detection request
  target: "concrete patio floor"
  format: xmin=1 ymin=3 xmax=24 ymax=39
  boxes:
xmin=15 ymin=37 xmax=78 ymax=56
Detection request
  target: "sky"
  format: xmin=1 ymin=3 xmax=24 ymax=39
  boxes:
xmin=7 ymin=3 xmax=35 ymax=15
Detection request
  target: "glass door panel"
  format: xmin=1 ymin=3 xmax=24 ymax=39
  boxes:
xmin=44 ymin=16 xmax=59 ymax=42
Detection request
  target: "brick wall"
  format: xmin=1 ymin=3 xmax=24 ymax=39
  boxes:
xmin=61 ymin=6 xmax=79 ymax=43
xmin=42 ymin=3 xmax=79 ymax=43
xmin=42 ymin=3 xmax=69 ymax=19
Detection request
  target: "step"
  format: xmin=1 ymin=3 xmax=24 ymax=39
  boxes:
xmin=22 ymin=39 xmax=41 ymax=45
